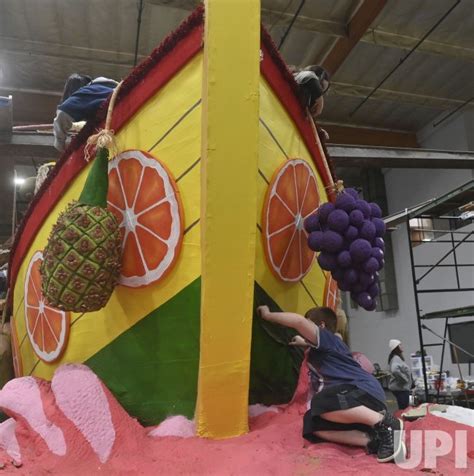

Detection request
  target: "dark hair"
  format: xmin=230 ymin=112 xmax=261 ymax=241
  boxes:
xmin=61 ymin=74 xmax=92 ymax=102
xmin=388 ymin=346 xmax=404 ymax=364
xmin=293 ymin=65 xmax=331 ymax=109
xmin=304 ymin=65 xmax=331 ymax=83
xmin=305 ymin=307 xmax=337 ymax=333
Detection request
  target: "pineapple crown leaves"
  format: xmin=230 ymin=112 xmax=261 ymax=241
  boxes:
xmin=80 ymin=81 xmax=123 ymax=209
xmin=79 ymin=147 xmax=110 ymax=208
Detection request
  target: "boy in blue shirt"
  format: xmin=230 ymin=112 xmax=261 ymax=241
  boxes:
xmin=258 ymin=305 xmax=405 ymax=463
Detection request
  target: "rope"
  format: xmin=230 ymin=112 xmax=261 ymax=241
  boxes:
xmin=1 ymin=288 xmax=10 ymax=327
xmin=85 ymin=80 xmax=123 ymax=161
xmin=306 ymin=110 xmax=344 ymax=196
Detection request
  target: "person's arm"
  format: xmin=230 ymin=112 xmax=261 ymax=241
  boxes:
xmin=53 ymin=109 xmax=73 ymax=152
xmin=390 ymin=359 xmax=410 ymax=383
xmin=258 ymin=306 xmax=319 ymax=346
xmin=288 ymin=335 xmax=311 ymax=347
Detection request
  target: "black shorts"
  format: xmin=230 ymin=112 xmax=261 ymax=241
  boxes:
xmin=303 ymin=384 xmax=386 ymax=443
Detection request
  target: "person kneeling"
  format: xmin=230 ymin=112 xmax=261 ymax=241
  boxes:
xmin=257 ymin=305 xmax=405 ymax=463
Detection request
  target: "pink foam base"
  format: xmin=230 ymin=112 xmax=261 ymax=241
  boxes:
xmin=0 ymin=364 xmax=472 ymax=475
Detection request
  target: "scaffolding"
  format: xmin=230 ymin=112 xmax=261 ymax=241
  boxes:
xmin=385 ymin=180 xmax=474 ymax=403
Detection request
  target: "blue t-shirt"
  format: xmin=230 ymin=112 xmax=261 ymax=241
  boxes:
xmin=307 ymin=328 xmax=385 ymax=404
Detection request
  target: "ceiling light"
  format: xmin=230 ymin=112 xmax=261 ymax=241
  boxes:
xmin=14 ymin=177 xmax=26 ymax=185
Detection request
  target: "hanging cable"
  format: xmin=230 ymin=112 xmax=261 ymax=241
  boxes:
xmin=278 ymin=0 xmax=306 ymax=50
xmin=133 ymin=0 xmax=145 ymax=67
xmin=349 ymin=0 xmax=461 ymax=117
xmin=433 ymin=96 xmax=474 ymax=128
xmin=269 ymin=0 xmax=295 ymax=33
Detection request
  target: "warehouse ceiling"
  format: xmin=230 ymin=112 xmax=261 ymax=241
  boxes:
xmin=1 ymin=0 xmax=473 ymax=134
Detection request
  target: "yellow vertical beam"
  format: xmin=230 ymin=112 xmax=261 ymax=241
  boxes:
xmin=196 ymin=0 xmax=260 ymax=438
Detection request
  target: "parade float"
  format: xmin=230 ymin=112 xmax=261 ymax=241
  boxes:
xmin=7 ymin=2 xmax=337 ymax=433
xmin=0 ymin=2 xmax=440 ymax=473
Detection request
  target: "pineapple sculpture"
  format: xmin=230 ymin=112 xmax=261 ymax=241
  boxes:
xmin=41 ymin=147 xmax=122 ymax=312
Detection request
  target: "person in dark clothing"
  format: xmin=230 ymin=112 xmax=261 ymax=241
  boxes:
xmin=293 ymin=65 xmax=330 ymax=118
xmin=292 ymin=65 xmax=331 ymax=144
xmin=388 ymin=339 xmax=412 ymax=410
xmin=257 ymin=305 xmax=406 ymax=463
xmin=53 ymin=75 xmax=118 ymax=152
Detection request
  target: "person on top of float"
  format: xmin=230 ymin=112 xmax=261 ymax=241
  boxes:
xmin=53 ymin=74 xmax=118 ymax=152
xmin=293 ymin=64 xmax=331 ymax=140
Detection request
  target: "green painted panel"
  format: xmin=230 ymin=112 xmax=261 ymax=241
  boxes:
xmin=86 ymin=278 xmax=201 ymax=426
xmin=249 ymin=283 xmax=304 ymax=405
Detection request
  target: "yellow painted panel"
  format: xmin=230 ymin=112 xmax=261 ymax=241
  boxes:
xmin=13 ymin=53 xmax=203 ymax=379
xmin=15 ymin=223 xmax=201 ymax=379
xmin=116 ymin=53 xmax=203 ymax=178
xmin=151 ymin=105 xmax=201 ymax=179
xmin=255 ymin=234 xmax=325 ymax=312
xmin=256 ymin=76 xmax=329 ymax=316
xmin=196 ymin=0 xmax=260 ymax=439
xmin=259 ymin=78 xmax=328 ymax=206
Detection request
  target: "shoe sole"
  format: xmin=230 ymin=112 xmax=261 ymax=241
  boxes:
xmin=377 ymin=418 xmax=405 ymax=463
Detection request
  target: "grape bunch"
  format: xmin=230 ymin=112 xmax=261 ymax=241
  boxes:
xmin=305 ymin=188 xmax=386 ymax=311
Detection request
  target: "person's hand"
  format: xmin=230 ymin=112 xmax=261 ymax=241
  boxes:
xmin=320 ymin=127 xmax=330 ymax=141
xmin=310 ymin=97 xmax=324 ymax=118
xmin=289 ymin=335 xmax=307 ymax=347
xmin=257 ymin=305 xmax=271 ymax=321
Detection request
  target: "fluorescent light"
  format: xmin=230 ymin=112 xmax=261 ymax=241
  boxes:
xmin=14 ymin=177 xmax=26 ymax=185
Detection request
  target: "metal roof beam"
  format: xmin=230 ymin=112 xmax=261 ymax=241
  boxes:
xmin=0 ymin=36 xmax=143 ymax=69
xmin=0 ymin=87 xmax=60 ymax=125
xmin=331 ymin=81 xmax=470 ymax=110
xmin=321 ymin=122 xmax=418 ymax=147
xmin=320 ymin=0 xmax=387 ymax=75
xmin=361 ymin=29 xmax=474 ymax=62
xmin=328 ymin=145 xmax=474 ymax=169
xmin=261 ymin=7 xmax=346 ymax=37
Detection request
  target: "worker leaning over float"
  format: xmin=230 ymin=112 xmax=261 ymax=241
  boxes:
xmin=53 ymin=74 xmax=118 ymax=152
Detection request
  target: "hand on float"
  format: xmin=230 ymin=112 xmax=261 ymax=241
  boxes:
xmin=257 ymin=305 xmax=271 ymax=321
xmin=320 ymin=127 xmax=329 ymax=140
xmin=288 ymin=335 xmax=308 ymax=347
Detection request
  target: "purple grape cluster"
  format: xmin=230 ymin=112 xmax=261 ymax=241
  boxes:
xmin=305 ymin=188 xmax=386 ymax=311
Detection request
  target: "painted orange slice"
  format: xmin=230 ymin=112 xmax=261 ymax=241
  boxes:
xmin=263 ymin=159 xmax=320 ymax=282
xmin=24 ymin=251 xmax=70 ymax=363
xmin=324 ymin=273 xmax=339 ymax=311
xmin=107 ymin=150 xmax=184 ymax=288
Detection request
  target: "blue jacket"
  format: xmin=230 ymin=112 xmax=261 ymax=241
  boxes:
xmin=53 ymin=77 xmax=117 ymax=151
xmin=58 ymin=78 xmax=117 ymax=121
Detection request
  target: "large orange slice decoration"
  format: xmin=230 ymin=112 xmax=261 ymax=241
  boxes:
xmin=24 ymin=251 xmax=70 ymax=363
xmin=262 ymin=159 xmax=320 ymax=282
xmin=107 ymin=150 xmax=184 ymax=288
xmin=324 ymin=273 xmax=339 ymax=311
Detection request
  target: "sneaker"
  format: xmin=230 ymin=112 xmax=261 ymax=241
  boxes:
xmin=366 ymin=430 xmax=379 ymax=455
xmin=373 ymin=411 xmax=405 ymax=463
